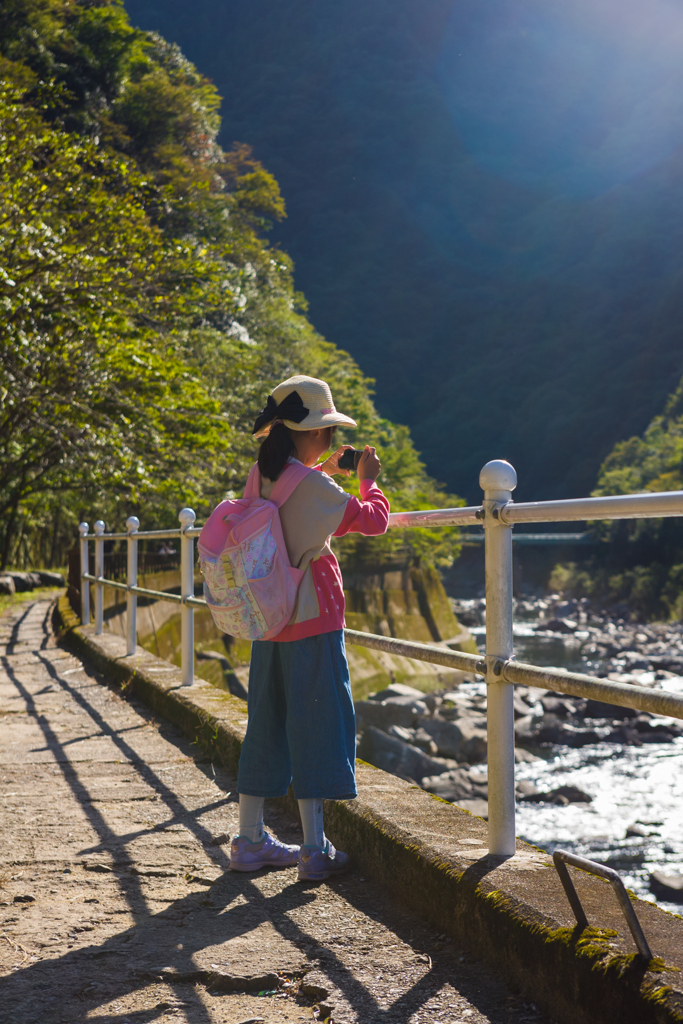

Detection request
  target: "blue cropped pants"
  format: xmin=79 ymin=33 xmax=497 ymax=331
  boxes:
xmin=237 ymin=629 xmax=357 ymax=801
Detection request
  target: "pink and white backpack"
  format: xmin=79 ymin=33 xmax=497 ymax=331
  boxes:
xmin=197 ymin=461 xmax=312 ymax=640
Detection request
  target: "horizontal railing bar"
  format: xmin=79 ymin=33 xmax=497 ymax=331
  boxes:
xmin=388 ymin=507 xmax=483 ymax=529
xmin=82 ymin=574 xmax=128 ymax=592
xmin=344 ymin=627 xmax=683 ymax=720
xmin=344 ymin=628 xmax=485 ymax=674
xmin=185 ymin=595 xmax=207 ymax=607
xmin=460 ymin=532 xmax=592 ymax=545
xmin=500 ymin=490 xmax=683 ymax=525
xmin=82 ymin=529 xmax=184 ymax=541
xmin=82 ymin=573 xmax=184 ymax=603
xmin=130 ymin=585 xmax=182 ymax=603
xmin=501 ymin=659 xmax=683 ymax=721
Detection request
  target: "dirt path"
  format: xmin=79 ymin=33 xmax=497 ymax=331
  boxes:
xmin=0 ymin=600 xmax=553 ymax=1024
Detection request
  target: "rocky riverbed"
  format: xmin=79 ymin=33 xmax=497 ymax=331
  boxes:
xmin=355 ymin=596 xmax=683 ymax=914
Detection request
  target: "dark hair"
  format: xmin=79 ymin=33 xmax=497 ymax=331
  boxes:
xmin=258 ymin=422 xmax=296 ymax=481
xmin=257 ymin=424 xmax=336 ymax=481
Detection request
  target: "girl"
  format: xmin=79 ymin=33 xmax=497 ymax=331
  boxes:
xmin=229 ymin=374 xmax=389 ymax=881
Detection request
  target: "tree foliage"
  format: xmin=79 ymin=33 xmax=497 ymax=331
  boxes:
xmin=0 ymin=0 xmax=462 ymax=572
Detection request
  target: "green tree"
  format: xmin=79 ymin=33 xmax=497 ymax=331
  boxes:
xmin=0 ymin=82 xmax=233 ymax=565
xmin=0 ymin=1 xmax=463 ymax=575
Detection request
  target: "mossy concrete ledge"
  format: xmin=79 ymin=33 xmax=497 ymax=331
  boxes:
xmin=56 ymin=595 xmax=683 ymax=1024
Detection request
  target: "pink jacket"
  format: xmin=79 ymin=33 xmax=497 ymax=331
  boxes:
xmin=272 ymin=476 xmax=390 ymax=642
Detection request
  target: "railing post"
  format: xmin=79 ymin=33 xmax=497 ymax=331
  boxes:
xmin=179 ymin=508 xmax=196 ymax=686
xmin=126 ymin=516 xmax=140 ymax=656
xmin=93 ymin=520 xmax=105 ymax=635
xmin=78 ymin=522 xmax=90 ymax=625
xmin=480 ymin=460 xmax=517 ymax=857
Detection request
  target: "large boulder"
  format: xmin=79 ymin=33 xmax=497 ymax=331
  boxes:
xmin=584 ymin=698 xmax=638 ymax=720
xmin=518 ymin=713 xmax=604 ymax=748
xmin=0 ymin=576 xmax=16 ymax=596
xmin=35 ymin=570 xmax=65 ymax=587
xmin=370 ymin=683 xmax=426 ymax=701
xmin=6 ymin=571 xmax=41 ymax=592
xmin=537 ymin=617 xmax=578 ymax=633
xmin=355 ymin=697 xmax=428 ymax=732
xmin=357 ymin=726 xmax=446 ymax=782
xmin=520 ymin=784 xmax=592 ymax=805
xmin=650 ymin=871 xmax=683 ymax=903
xmin=420 ymin=716 xmax=487 ymax=762
xmin=421 ymin=767 xmax=477 ymax=802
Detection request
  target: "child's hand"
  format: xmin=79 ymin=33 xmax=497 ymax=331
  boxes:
xmin=320 ymin=445 xmax=355 ymax=477
xmin=357 ymin=445 xmax=381 ymax=482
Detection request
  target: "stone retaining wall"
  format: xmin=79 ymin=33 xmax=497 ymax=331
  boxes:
xmin=55 ymin=595 xmax=683 ymax=1024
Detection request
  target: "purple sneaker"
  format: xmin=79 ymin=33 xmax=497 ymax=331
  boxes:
xmin=297 ymin=841 xmax=350 ymax=881
xmin=229 ymin=833 xmax=300 ymax=872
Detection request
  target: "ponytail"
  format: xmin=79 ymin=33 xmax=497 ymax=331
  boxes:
xmin=258 ymin=422 xmax=296 ymax=481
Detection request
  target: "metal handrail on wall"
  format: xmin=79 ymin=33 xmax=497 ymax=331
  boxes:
xmin=78 ymin=460 xmax=683 ymax=857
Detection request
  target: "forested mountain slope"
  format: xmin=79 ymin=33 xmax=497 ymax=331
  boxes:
xmin=124 ymin=0 xmax=683 ymax=502
xmin=0 ymin=0 xmax=459 ymax=570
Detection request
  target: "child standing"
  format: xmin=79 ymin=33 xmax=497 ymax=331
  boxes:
xmin=229 ymin=375 xmax=389 ymax=880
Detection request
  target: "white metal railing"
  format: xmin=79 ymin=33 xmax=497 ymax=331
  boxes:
xmin=78 ymin=460 xmax=683 ymax=858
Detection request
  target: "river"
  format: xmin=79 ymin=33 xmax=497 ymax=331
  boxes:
xmin=463 ymin=607 xmax=683 ymax=916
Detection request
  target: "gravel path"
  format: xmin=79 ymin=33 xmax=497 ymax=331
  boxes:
xmin=0 ymin=600 xmax=554 ymax=1024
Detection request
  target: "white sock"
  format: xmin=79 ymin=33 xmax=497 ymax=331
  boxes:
xmin=237 ymin=794 xmax=265 ymax=844
xmin=298 ymin=798 xmax=326 ymax=850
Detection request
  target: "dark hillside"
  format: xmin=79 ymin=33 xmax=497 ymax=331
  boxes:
xmin=125 ymin=0 xmax=683 ymax=502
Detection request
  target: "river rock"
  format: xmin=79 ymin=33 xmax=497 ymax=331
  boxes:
xmin=35 ymin=570 xmax=65 ymax=587
xmin=421 ymin=716 xmax=487 ymax=762
xmin=387 ymin=724 xmax=415 ymax=744
xmin=625 ymin=823 xmax=649 ymax=838
xmin=412 ymin=727 xmax=439 ymax=756
xmin=514 ymin=715 xmax=538 ymax=744
xmin=514 ymin=747 xmax=541 ymax=763
xmin=633 ymin=716 xmax=683 ymax=742
xmin=357 ymin=726 xmax=446 ymax=782
xmin=370 ymin=683 xmax=426 ymax=701
xmin=520 ymin=784 xmax=592 ymax=805
xmin=355 ymin=697 xmax=428 ymax=732
xmin=513 ymin=693 xmax=533 ymax=718
xmin=370 ymin=683 xmax=443 ymax=715
xmin=6 ymin=571 xmax=40 ymax=592
xmin=0 ymin=575 xmax=15 ymax=595
xmin=421 ymin=768 xmax=476 ymax=802
xmin=421 ymin=766 xmax=488 ymax=804
xmin=584 ymin=698 xmax=638 ymax=720
xmin=650 ymin=871 xmax=683 ymax=903
xmin=530 ymin=714 xmax=603 ymax=748
xmin=516 ymin=780 xmax=542 ymax=799
xmin=387 ymin=724 xmax=441 ymax=758
xmin=540 ymin=696 xmax=579 ymax=718
xmin=650 ymin=655 xmax=683 ymax=674
xmin=537 ymin=617 xmax=578 ymax=633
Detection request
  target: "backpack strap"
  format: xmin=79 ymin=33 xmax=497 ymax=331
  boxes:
xmin=243 ymin=462 xmax=261 ymax=499
xmin=243 ymin=460 xmax=314 ymax=506
xmin=269 ymin=461 xmax=314 ymax=507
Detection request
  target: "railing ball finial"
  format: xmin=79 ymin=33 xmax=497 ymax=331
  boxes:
xmin=126 ymin=516 xmax=140 ymax=534
xmin=178 ymin=507 xmax=196 ymax=529
xmin=479 ymin=460 xmax=517 ymax=497
xmin=94 ymin=520 xmax=105 ymax=535
xmin=78 ymin=522 xmax=89 ymax=537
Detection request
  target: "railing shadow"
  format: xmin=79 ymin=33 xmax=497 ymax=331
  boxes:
xmin=2 ymin=602 xmax=511 ymax=1024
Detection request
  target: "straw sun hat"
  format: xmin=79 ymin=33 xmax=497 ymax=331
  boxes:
xmin=252 ymin=375 xmax=357 ymax=438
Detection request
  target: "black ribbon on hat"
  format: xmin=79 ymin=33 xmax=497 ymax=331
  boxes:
xmin=252 ymin=390 xmax=309 ymax=434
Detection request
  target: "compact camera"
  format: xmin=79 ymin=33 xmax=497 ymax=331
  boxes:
xmin=337 ymin=448 xmax=364 ymax=471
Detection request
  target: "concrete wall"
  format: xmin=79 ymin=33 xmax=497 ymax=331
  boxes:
xmin=84 ymin=564 xmax=478 ymax=700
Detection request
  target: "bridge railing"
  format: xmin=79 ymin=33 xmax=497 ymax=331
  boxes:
xmin=78 ymin=459 xmax=683 ymax=858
